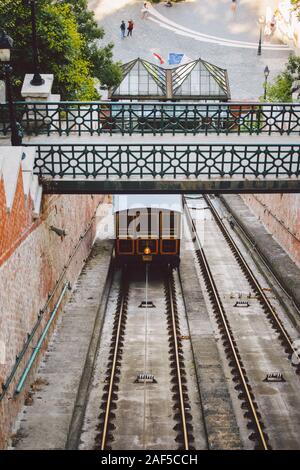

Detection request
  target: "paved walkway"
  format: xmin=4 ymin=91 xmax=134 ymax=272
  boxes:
xmin=147 ymin=3 xmax=289 ymax=50
xmin=89 ymin=0 xmax=291 ymax=100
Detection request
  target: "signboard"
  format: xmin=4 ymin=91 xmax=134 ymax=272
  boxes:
xmin=168 ymin=53 xmax=184 ymax=65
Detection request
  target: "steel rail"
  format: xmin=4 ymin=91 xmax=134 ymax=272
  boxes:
xmin=100 ymin=271 xmax=127 ymax=450
xmin=184 ymin=198 xmax=269 ymax=450
xmin=204 ymin=195 xmax=300 ymax=366
xmin=166 ymin=271 xmax=189 ymax=450
xmin=219 ymin=195 xmax=300 ymax=317
xmin=168 ymin=271 xmax=189 ymax=450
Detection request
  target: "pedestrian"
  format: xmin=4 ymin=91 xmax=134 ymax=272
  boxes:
xmin=231 ymin=0 xmax=237 ymax=13
xmin=120 ymin=20 xmax=126 ymax=39
xmin=141 ymin=2 xmax=149 ymax=19
xmin=270 ymin=14 xmax=277 ymax=34
xmin=127 ymin=20 xmax=134 ymax=37
xmin=229 ymin=218 xmax=235 ymax=230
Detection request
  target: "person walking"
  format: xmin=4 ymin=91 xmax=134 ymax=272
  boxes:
xmin=231 ymin=0 xmax=237 ymax=13
xmin=120 ymin=20 xmax=126 ymax=39
xmin=127 ymin=20 xmax=134 ymax=37
xmin=141 ymin=2 xmax=149 ymax=19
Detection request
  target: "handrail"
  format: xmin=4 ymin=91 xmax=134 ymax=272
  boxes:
xmin=15 ymin=282 xmax=70 ymax=394
xmin=1 ymin=101 xmax=299 ymax=136
xmin=26 ymin=142 xmax=300 ymax=180
xmin=0 ymin=100 xmax=298 ymax=105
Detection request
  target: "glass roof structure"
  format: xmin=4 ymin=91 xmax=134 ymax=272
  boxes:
xmin=110 ymin=58 xmax=230 ymax=101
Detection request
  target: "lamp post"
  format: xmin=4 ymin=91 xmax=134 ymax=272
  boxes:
xmin=264 ymin=65 xmax=270 ymax=100
xmin=0 ymin=30 xmax=22 ymax=146
xmin=257 ymin=15 xmax=265 ymax=56
xmin=29 ymin=0 xmax=44 ymax=86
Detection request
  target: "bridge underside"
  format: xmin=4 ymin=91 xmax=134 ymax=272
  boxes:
xmin=41 ymin=178 xmax=300 ymax=194
xmin=16 ymin=140 xmax=300 ymax=194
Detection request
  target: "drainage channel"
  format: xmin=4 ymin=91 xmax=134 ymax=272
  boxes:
xmin=79 ymin=265 xmax=206 ymax=450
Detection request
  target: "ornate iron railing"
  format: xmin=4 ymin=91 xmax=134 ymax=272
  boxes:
xmin=28 ymin=143 xmax=300 ymax=179
xmin=1 ymin=101 xmax=300 ymax=136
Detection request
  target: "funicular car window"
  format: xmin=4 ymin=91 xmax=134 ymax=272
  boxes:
xmin=118 ymin=209 xmax=159 ymax=238
xmin=161 ymin=211 xmax=181 ymax=238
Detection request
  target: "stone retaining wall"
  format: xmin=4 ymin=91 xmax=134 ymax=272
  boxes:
xmin=0 ymin=170 xmax=106 ymax=448
xmin=241 ymin=194 xmax=300 ymax=267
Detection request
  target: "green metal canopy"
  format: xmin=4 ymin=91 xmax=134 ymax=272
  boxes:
xmin=109 ymin=57 xmax=230 ymax=101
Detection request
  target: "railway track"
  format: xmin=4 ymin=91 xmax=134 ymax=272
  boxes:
xmin=164 ymin=269 xmax=193 ymax=450
xmin=98 ymin=269 xmax=129 ymax=450
xmin=184 ymin=198 xmax=270 ymax=450
xmin=97 ymin=266 xmax=194 ymax=450
xmin=203 ymin=195 xmax=300 ymax=374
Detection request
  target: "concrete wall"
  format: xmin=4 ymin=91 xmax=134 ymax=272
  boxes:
xmin=242 ymin=194 xmax=300 ymax=267
xmin=0 ymin=163 xmax=106 ymax=448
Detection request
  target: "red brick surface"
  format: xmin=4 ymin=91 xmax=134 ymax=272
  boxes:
xmin=0 ymin=169 xmax=34 ymax=263
xmin=0 ymin=170 xmax=105 ymax=448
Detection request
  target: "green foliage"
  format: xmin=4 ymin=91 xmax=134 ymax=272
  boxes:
xmin=97 ymin=61 xmax=123 ymax=89
xmin=264 ymin=72 xmax=293 ymax=102
xmin=0 ymin=0 xmax=122 ymax=100
xmin=60 ymin=0 xmax=104 ymax=41
xmin=291 ymin=0 xmax=300 ymax=12
xmin=263 ymin=55 xmax=300 ymax=102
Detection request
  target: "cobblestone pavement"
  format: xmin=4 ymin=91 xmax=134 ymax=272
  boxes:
xmin=89 ymin=0 xmax=291 ymax=100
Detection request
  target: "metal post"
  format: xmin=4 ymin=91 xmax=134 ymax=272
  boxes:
xmin=30 ymin=0 xmax=44 ymax=86
xmin=4 ymin=64 xmax=22 ymax=145
xmin=258 ymin=24 xmax=263 ymax=56
xmin=263 ymin=66 xmax=270 ymax=101
xmin=264 ymin=77 xmax=268 ymax=100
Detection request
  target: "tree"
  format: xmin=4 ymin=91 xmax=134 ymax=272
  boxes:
xmin=0 ymin=0 xmax=122 ymax=100
xmin=264 ymin=72 xmax=293 ymax=102
xmin=291 ymin=0 xmax=300 ymax=12
xmin=263 ymin=55 xmax=300 ymax=102
xmin=61 ymin=0 xmax=122 ymax=88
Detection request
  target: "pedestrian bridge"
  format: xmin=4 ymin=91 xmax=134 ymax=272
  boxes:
xmin=1 ymin=101 xmax=300 ymax=193
xmin=23 ymin=136 xmax=300 ymax=194
xmin=1 ymin=101 xmax=300 ymax=137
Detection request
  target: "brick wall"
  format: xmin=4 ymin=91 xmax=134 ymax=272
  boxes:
xmin=0 ymin=168 xmax=33 ymax=263
xmin=0 ymin=168 xmax=106 ymax=448
xmin=242 ymin=194 xmax=300 ymax=267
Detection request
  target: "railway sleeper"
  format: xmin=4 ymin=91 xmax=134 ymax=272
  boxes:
xmin=170 ymin=367 xmax=187 ymax=376
xmin=172 ymin=392 xmax=190 ymax=403
xmin=100 ymin=401 xmax=117 ymax=411
xmin=173 ymin=422 xmax=193 ymax=432
xmin=171 ymin=375 xmax=187 ymax=385
xmin=101 ymin=392 xmax=118 ymax=402
xmin=98 ymin=411 xmax=116 ymax=422
xmin=175 ymin=432 xmax=195 ymax=444
xmin=103 ymin=383 xmax=119 ymax=393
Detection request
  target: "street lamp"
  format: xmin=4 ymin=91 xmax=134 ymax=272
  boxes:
xmin=0 ymin=30 xmax=23 ymax=146
xmin=264 ymin=65 xmax=270 ymax=100
xmin=257 ymin=15 xmax=265 ymax=56
xmin=29 ymin=0 xmax=44 ymax=86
